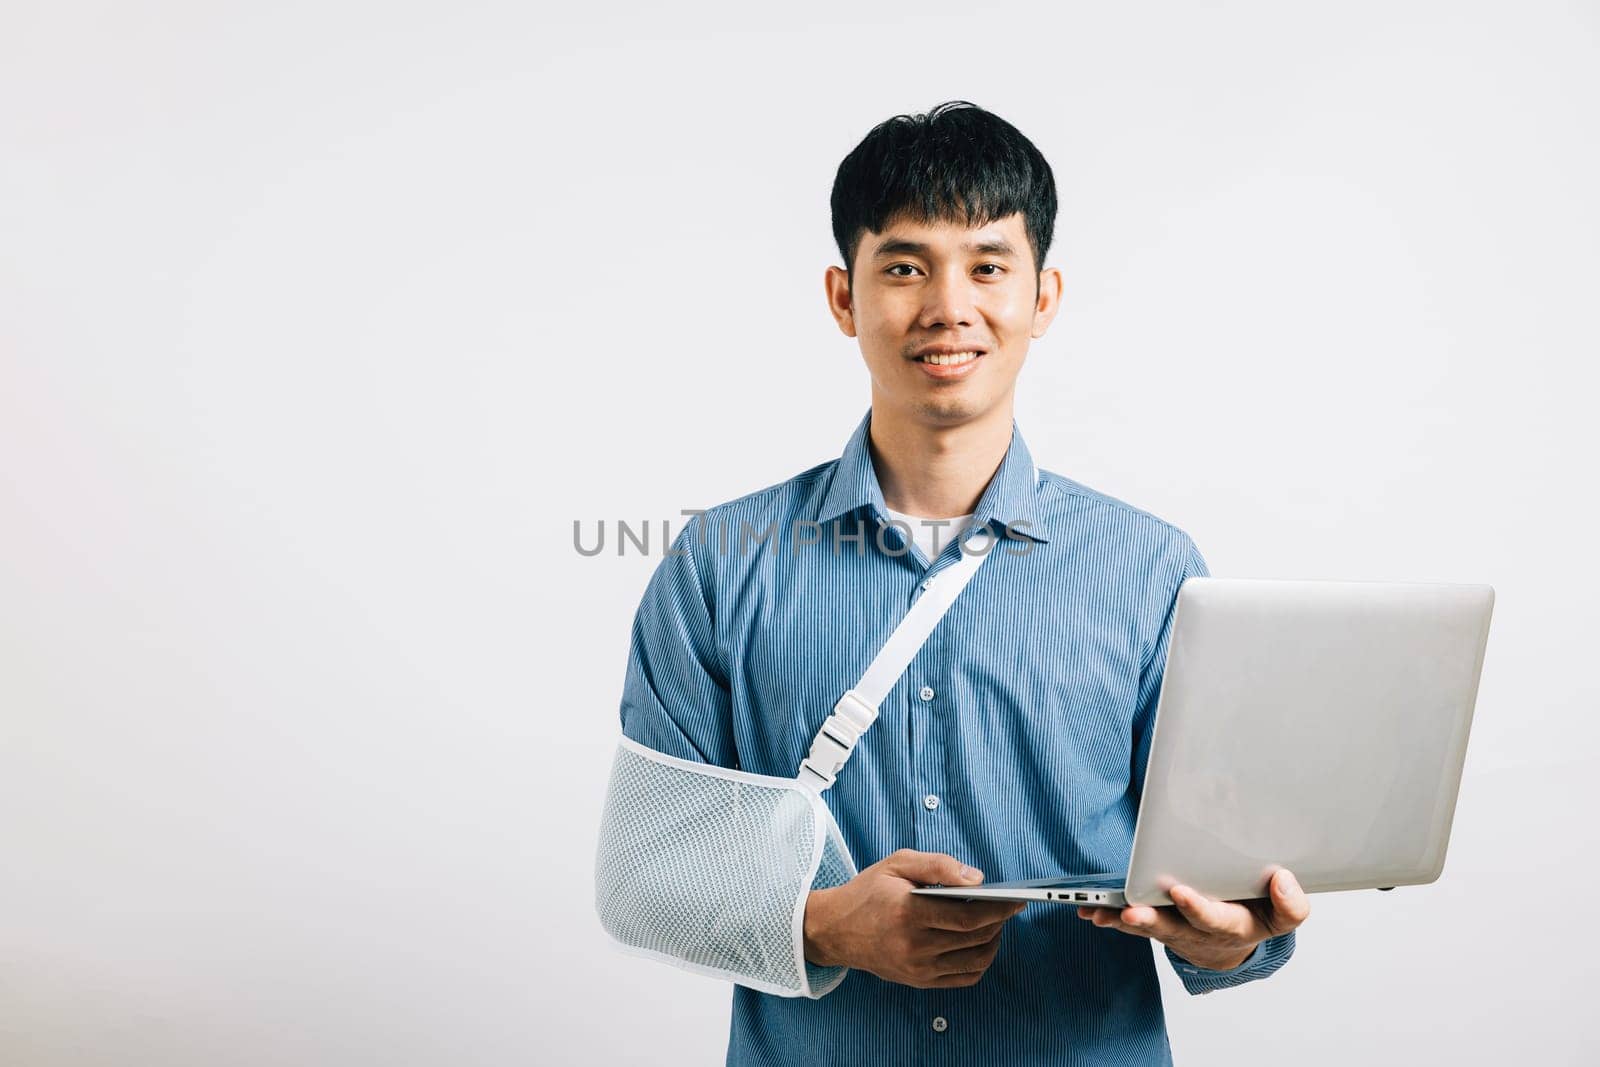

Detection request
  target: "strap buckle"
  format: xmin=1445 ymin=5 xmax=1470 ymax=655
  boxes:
xmin=797 ymin=689 xmax=879 ymax=791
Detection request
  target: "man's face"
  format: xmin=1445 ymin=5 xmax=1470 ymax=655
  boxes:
xmin=825 ymin=210 xmax=1061 ymax=428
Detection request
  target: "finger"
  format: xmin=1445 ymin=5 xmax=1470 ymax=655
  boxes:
xmin=1117 ymin=904 xmax=1188 ymax=941
xmin=1076 ymin=904 xmax=1159 ymax=928
xmin=911 ymin=895 xmax=1027 ymax=932
xmin=1168 ymin=885 xmax=1252 ymax=938
xmin=926 ymin=917 xmax=1009 ymax=953
xmin=879 ymin=849 xmax=986 ymax=889
xmin=926 ymin=969 xmax=988 ymax=988
xmin=931 ymin=924 xmax=1004 ymax=975
xmin=1076 ymin=905 xmax=1155 ymax=939
xmin=1267 ymin=869 xmax=1311 ymax=931
xmin=1077 ymin=905 xmax=1123 ymax=927
xmin=1075 ymin=908 xmax=1139 ymax=934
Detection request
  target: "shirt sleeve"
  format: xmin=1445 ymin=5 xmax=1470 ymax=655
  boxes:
xmin=1164 ymin=930 xmax=1296 ymax=995
xmin=604 ymin=513 xmax=851 ymax=997
xmin=1130 ymin=533 xmax=1298 ymax=995
xmin=616 ymin=514 xmax=738 ymax=766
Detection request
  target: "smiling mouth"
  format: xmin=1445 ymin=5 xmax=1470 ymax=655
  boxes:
xmin=915 ymin=350 xmax=984 ymax=366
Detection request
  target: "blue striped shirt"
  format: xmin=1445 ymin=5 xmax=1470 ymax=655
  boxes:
xmin=616 ymin=407 xmax=1295 ymax=1066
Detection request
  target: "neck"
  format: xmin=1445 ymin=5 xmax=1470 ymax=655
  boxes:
xmin=865 ymin=402 xmax=1014 ymax=520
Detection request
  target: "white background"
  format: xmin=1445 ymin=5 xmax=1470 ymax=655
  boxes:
xmin=3 ymin=2 xmax=1596 ymax=1063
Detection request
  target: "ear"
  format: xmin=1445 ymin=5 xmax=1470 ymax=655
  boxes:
xmin=824 ymin=265 xmax=857 ymax=338
xmin=1030 ymin=266 xmax=1064 ymax=339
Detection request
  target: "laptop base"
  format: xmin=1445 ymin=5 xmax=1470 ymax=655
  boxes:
xmin=910 ymin=874 xmax=1128 ymax=907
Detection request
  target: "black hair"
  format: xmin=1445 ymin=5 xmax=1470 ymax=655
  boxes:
xmin=830 ymin=100 xmax=1057 ymax=297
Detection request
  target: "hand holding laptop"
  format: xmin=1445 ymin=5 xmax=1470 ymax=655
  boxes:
xmin=1076 ymin=868 xmax=1311 ymax=971
xmin=802 ymin=848 xmax=1026 ymax=988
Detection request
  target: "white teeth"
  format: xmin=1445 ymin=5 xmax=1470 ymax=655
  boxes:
xmin=921 ymin=351 xmax=980 ymax=366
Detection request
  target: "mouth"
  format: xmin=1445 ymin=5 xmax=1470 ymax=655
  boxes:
xmin=914 ymin=349 xmax=985 ymax=366
xmin=911 ymin=348 xmax=986 ymax=380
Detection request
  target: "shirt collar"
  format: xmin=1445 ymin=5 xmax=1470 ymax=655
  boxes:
xmin=815 ymin=407 xmax=1050 ymax=543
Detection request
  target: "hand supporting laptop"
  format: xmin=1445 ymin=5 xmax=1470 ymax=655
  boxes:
xmin=803 ymin=849 xmax=1028 ymax=989
xmin=1076 ymin=868 xmax=1311 ymax=972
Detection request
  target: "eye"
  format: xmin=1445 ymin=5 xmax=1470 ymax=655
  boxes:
xmin=885 ymin=263 xmax=921 ymax=277
xmin=975 ymin=263 xmax=1005 ymax=276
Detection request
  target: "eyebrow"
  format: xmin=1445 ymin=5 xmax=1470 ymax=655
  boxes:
xmin=870 ymin=237 xmax=1020 ymax=259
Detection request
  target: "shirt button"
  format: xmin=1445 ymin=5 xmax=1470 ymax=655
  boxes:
xmin=921 ymin=576 xmax=936 ymax=591
xmin=923 ymin=794 xmax=940 ymax=811
xmin=919 ymin=685 xmax=935 ymax=701
xmin=932 ymin=1016 xmax=948 ymax=1033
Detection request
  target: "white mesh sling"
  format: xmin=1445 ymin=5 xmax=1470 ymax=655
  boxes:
xmin=594 ymin=524 xmax=1000 ymax=998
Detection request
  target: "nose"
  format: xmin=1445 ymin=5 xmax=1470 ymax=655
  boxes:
xmin=918 ymin=266 xmax=975 ymax=331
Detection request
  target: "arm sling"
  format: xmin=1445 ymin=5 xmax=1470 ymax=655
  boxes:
xmin=594 ymin=525 xmax=999 ymax=998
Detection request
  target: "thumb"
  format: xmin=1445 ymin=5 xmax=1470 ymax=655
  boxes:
xmin=1270 ymin=868 xmax=1310 ymax=925
xmin=880 ymin=849 xmax=984 ymax=886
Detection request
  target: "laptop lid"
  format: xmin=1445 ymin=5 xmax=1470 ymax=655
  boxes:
xmin=1123 ymin=578 xmax=1494 ymax=907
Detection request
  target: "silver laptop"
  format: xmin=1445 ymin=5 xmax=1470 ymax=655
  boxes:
xmin=912 ymin=578 xmax=1495 ymax=907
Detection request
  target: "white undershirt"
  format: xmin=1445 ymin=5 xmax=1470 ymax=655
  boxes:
xmin=881 ymin=505 xmax=976 ymax=564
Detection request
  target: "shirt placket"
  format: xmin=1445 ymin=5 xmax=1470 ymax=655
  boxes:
xmin=907 ymin=559 xmax=948 ymax=844
xmin=897 ymin=528 xmax=967 ymax=1045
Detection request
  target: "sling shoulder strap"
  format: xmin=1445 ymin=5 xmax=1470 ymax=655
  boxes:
xmin=797 ymin=523 xmax=1000 ymax=792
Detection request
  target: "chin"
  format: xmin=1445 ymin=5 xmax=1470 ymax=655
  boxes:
xmin=913 ymin=397 xmax=983 ymax=423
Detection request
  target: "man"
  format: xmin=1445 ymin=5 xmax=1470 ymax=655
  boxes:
xmin=602 ymin=100 xmax=1308 ymax=1065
